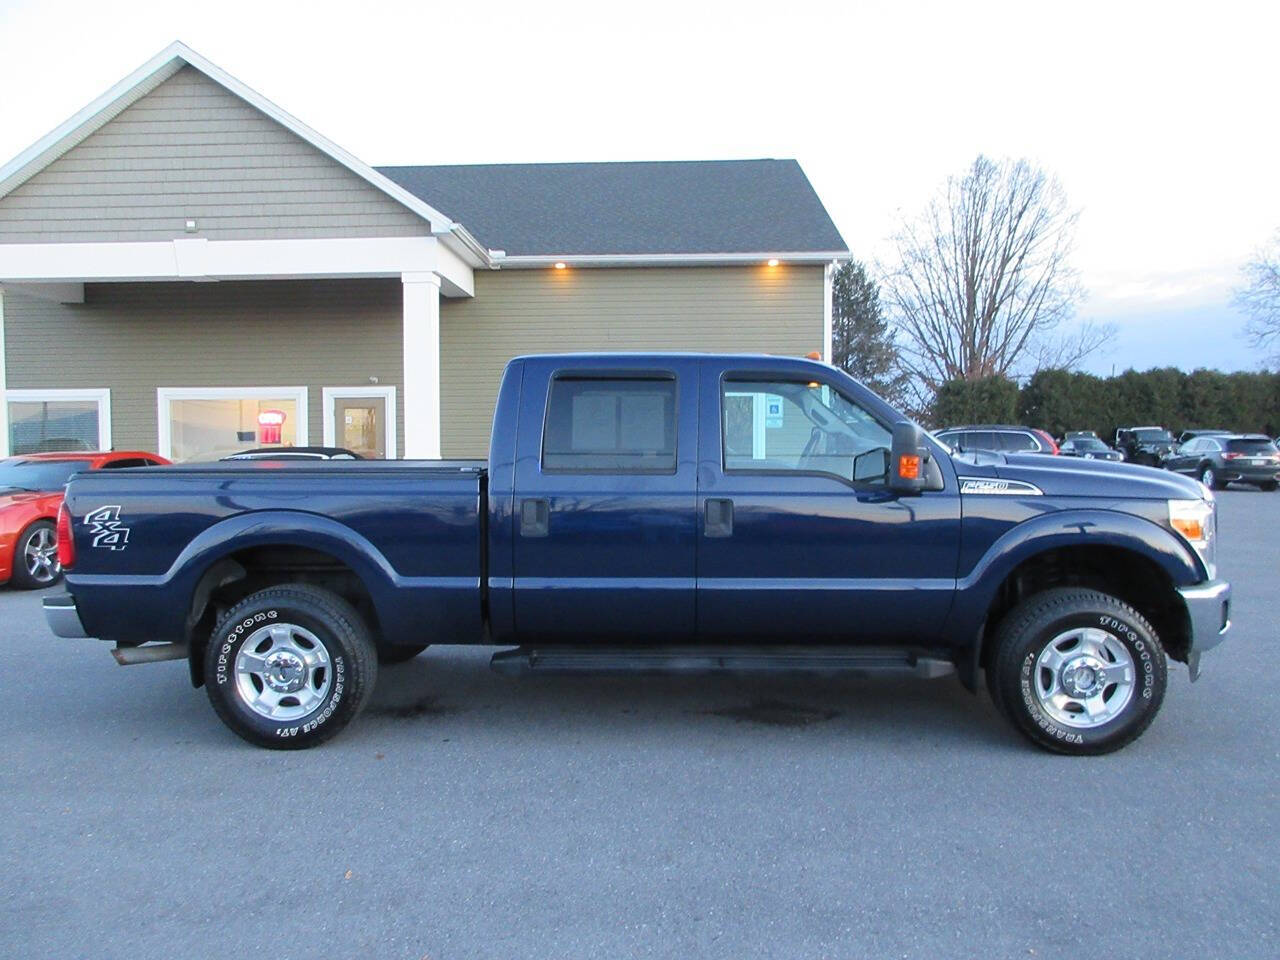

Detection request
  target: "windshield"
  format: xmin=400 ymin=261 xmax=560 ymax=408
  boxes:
xmin=1076 ymin=438 xmax=1109 ymax=451
xmin=1133 ymin=428 xmax=1173 ymax=442
xmin=0 ymin=459 xmax=91 ymax=492
xmin=1226 ymin=439 xmax=1278 ymax=455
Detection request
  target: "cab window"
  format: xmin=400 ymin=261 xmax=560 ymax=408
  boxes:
xmin=542 ymin=376 xmax=677 ymax=473
xmin=721 ymin=378 xmax=891 ymax=484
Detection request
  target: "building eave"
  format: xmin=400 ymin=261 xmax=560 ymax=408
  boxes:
xmin=489 ymin=250 xmax=852 ymax=269
xmin=0 ymin=41 xmax=493 ymax=267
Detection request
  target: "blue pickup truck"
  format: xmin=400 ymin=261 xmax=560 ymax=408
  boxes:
xmin=44 ymin=353 xmax=1231 ymax=754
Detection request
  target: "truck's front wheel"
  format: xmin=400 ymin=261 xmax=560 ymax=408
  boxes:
xmin=204 ymin=585 xmax=377 ymax=749
xmin=989 ymin=588 xmax=1167 ymax=755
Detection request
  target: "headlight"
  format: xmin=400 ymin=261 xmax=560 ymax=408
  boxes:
xmin=1168 ymin=497 xmax=1216 ymax=578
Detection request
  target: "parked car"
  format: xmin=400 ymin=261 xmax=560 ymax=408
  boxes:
xmin=1165 ymin=434 xmax=1280 ymax=491
xmin=221 ymin=446 xmax=362 ymax=461
xmin=935 ymin=425 xmax=1056 ymax=454
xmin=46 ymin=353 xmax=1230 ymax=756
xmin=1063 ymin=430 xmax=1100 ymax=442
xmin=1 ymin=451 xmax=169 ymax=589
xmin=1059 ymin=437 xmax=1123 ymax=461
xmin=1114 ymin=426 xmax=1177 ymax=467
xmin=1176 ymin=429 xmax=1231 ymax=446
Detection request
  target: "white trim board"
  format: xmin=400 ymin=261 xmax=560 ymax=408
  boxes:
xmin=0 ymin=235 xmax=475 ymax=298
xmin=4 ymin=387 xmax=112 ymax=453
xmin=156 ymin=385 xmax=308 ymax=461
xmin=491 ymin=250 xmax=854 ymax=268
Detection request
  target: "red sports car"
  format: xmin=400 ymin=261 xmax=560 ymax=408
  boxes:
xmin=0 ymin=451 xmax=169 ymax=589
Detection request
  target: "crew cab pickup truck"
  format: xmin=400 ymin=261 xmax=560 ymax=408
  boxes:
xmin=45 ymin=354 xmax=1232 ymax=754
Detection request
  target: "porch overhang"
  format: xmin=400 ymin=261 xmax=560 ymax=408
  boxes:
xmin=0 ymin=235 xmax=475 ymax=298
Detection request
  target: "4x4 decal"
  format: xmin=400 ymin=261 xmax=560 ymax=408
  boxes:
xmin=84 ymin=505 xmax=130 ymax=551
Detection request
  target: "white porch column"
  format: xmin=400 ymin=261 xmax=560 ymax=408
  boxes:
xmin=402 ymin=272 xmax=442 ymax=459
xmin=0 ymin=287 xmax=8 ymax=457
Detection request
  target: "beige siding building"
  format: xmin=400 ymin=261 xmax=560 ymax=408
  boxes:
xmin=0 ymin=43 xmax=847 ymax=462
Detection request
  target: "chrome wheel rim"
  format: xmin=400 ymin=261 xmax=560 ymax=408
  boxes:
xmin=24 ymin=527 xmax=60 ymax=583
xmin=1034 ymin=627 xmax=1135 ymax=729
xmin=1201 ymin=467 xmax=1214 ymax=486
xmin=234 ymin=623 xmax=332 ymax=721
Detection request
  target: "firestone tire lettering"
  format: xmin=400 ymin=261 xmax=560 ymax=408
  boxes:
xmin=203 ymin=585 xmax=377 ymax=750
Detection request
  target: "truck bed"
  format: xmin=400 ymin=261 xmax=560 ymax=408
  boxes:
xmin=62 ymin=459 xmax=487 ymax=643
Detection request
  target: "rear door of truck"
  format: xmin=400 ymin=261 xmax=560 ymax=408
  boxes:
xmin=510 ymin=356 xmax=698 ymax=640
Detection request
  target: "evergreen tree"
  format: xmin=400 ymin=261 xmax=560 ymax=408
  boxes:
xmin=830 ymin=260 xmax=909 ymax=405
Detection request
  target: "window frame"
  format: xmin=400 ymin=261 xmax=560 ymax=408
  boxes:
xmin=4 ymin=387 xmax=112 ymax=456
xmin=156 ymin=386 xmax=309 ymax=461
xmin=539 ymin=370 xmax=680 ymax=476
xmin=718 ymin=371 xmax=895 ymax=489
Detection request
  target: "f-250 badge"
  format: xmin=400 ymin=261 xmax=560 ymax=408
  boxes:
xmin=84 ymin=505 xmax=130 ymax=551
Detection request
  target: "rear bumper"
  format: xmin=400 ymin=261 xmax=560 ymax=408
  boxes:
xmin=43 ymin=593 xmax=89 ymax=638
xmin=1178 ymin=579 xmax=1230 ymax=680
xmin=1219 ymin=465 xmax=1280 ymax=484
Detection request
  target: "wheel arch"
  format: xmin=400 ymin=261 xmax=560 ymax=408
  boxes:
xmin=952 ymin=510 xmax=1201 ymax=690
xmin=174 ymin=512 xmax=396 ymax=686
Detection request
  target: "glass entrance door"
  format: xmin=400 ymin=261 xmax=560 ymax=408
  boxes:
xmin=327 ymin=392 xmax=390 ymax=459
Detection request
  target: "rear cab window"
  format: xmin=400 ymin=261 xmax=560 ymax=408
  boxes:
xmin=542 ymin=375 xmax=677 ymax=473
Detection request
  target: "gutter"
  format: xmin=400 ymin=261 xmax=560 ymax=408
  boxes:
xmin=487 ymin=250 xmax=853 ymax=269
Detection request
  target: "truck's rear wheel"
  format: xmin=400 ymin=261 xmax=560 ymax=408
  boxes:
xmin=204 ymin=584 xmax=377 ymax=749
xmin=989 ymin=588 xmax=1166 ymax=755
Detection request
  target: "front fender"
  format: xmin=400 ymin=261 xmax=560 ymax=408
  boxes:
xmin=947 ymin=507 xmax=1205 ymax=644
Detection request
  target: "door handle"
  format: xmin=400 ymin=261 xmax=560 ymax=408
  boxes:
xmin=520 ymin=498 xmax=550 ymax=537
xmin=704 ymin=498 xmax=733 ymax=538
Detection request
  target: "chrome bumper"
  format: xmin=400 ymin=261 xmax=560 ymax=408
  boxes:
xmin=43 ymin=593 xmax=89 ymax=638
xmin=1178 ymin=579 xmax=1231 ymax=680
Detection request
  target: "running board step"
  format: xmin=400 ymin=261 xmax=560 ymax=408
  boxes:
xmin=489 ymin=646 xmax=955 ymax=679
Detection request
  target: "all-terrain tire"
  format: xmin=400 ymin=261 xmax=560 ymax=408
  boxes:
xmin=990 ymin=588 xmax=1167 ymax=755
xmin=204 ymin=584 xmax=377 ymax=749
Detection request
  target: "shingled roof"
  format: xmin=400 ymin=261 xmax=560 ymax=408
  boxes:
xmin=376 ymin=159 xmax=847 ymax=259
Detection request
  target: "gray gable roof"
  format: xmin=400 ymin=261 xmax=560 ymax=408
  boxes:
xmin=375 ymin=159 xmax=847 ymax=258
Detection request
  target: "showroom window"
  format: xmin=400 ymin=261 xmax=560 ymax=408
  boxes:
xmin=158 ymin=387 xmax=308 ymax=462
xmin=5 ymin=388 xmax=111 ymax=455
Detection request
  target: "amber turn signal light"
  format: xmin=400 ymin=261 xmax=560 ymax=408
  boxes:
xmin=898 ymin=455 xmax=921 ymax=480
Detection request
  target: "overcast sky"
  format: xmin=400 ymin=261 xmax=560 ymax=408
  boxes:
xmin=1 ymin=0 xmax=1276 ymax=375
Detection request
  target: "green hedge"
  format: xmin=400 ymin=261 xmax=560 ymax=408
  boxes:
xmin=932 ymin=368 xmax=1280 ymax=439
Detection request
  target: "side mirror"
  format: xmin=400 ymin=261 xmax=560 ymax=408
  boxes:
xmin=889 ymin=421 xmax=943 ymax=494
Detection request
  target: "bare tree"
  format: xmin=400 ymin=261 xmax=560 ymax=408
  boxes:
xmin=882 ymin=156 xmax=1105 ymax=396
xmin=1237 ymin=231 xmax=1280 ymax=368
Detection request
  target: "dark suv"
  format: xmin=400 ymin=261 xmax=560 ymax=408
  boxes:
xmin=935 ymin=425 xmax=1055 ymax=454
xmin=1115 ymin=426 xmax=1177 ymax=467
xmin=1165 ymin=434 xmax=1280 ymax=491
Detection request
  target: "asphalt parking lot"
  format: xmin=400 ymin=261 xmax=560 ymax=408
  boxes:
xmin=1 ymin=490 xmax=1276 ymax=960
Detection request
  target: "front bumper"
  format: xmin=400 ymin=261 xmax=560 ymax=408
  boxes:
xmin=1178 ymin=579 xmax=1231 ymax=680
xmin=43 ymin=593 xmax=89 ymax=638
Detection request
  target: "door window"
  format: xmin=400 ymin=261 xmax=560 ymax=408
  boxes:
xmin=999 ymin=431 xmax=1039 ymax=452
xmin=720 ymin=378 xmax=892 ymax=484
xmin=334 ymin=397 xmax=386 ymax=458
xmin=542 ymin=376 xmax=677 ymax=473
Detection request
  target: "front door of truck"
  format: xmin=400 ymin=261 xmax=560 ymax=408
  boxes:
xmin=695 ymin=361 xmax=961 ymax=642
xmin=511 ymin=358 xmax=698 ymax=641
